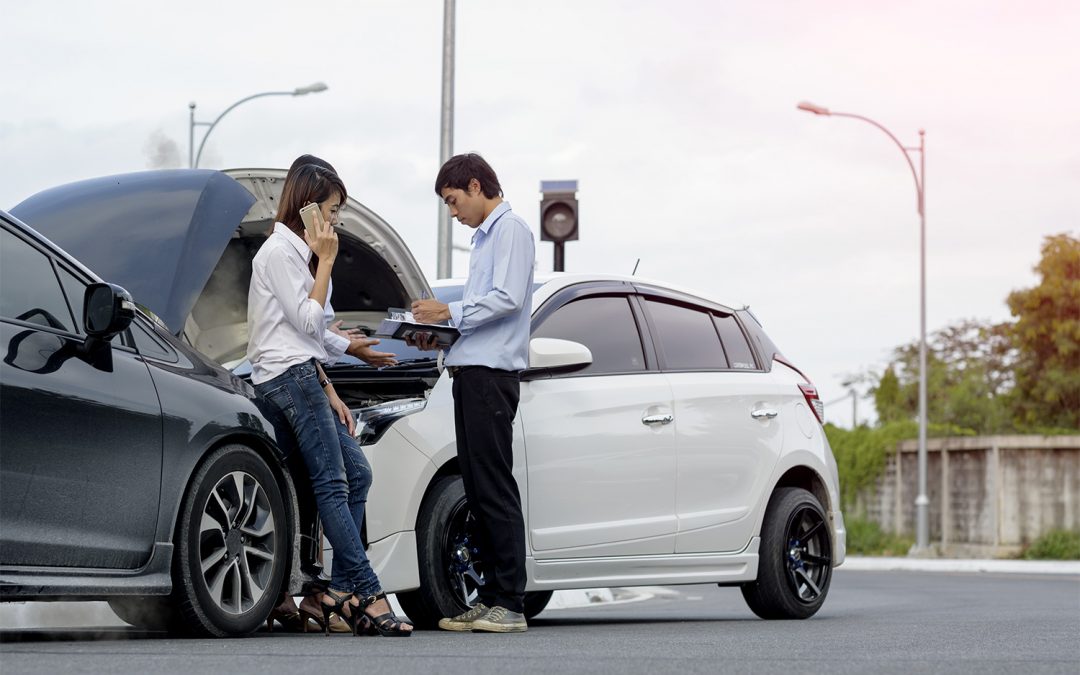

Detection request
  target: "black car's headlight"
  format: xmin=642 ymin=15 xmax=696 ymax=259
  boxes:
xmin=353 ymin=398 xmax=427 ymax=445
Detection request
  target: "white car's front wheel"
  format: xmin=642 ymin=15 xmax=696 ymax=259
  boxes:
xmin=397 ymin=475 xmax=552 ymax=628
xmin=741 ymin=487 xmax=833 ymax=619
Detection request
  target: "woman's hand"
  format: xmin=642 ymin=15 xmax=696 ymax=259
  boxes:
xmin=326 ymin=388 xmax=355 ymax=436
xmin=329 ymin=320 xmax=364 ymax=341
xmin=303 ymin=207 xmax=339 ymax=263
xmin=347 ymin=336 xmax=399 ymax=367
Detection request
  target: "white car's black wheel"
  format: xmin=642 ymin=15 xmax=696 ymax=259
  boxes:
xmin=741 ymin=487 xmax=832 ymax=620
xmin=174 ymin=444 xmax=287 ymax=636
xmin=398 ymin=475 xmax=548 ymax=628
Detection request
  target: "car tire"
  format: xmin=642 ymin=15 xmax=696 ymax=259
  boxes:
xmin=523 ymin=590 xmax=554 ymax=619
xmin=398 ymin=475 xmax=488 ymax=629
xmin=107 ymin=595 xmax=182 ymax=632
xmin=173 ymin=444 xmax=287 ymax=637
xmin=741 ymin=487 xmax=833 ymax=620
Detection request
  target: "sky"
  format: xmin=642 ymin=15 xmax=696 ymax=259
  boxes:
xmin=3 ymin=0 xmax=1078 ymax=427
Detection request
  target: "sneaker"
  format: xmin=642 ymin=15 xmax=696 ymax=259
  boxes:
xmin=438 ymin=603 xmax=489 ymax=631
xmin=471 ymin=605 xmax=527 ymax=633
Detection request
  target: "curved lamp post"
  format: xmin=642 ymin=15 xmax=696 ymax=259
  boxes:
xmin=188 ymin=82 xmax=328 ymax=168
xmin=798 ymin=100 xmax=930 ymax=552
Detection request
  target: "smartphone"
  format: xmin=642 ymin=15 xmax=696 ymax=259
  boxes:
xmin=299 ymin=202 xmax=322 ymax=241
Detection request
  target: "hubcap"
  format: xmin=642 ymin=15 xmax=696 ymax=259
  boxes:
xmin=442 ymin=499 xmax=485 ymax=608
xmin=783 ymin=504 xmax=832 ymax=604
xmin=198 ymin=470 xmax=277 ymax=615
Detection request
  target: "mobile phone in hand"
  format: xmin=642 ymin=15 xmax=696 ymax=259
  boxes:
xmin=299 ymin=202 xmax=322 ymax=241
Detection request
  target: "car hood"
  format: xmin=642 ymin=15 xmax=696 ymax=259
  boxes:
xmin=11 ymin=170 xmax=256 ymax=333
xmin=11 ymin=169 xmax=431 ymax=338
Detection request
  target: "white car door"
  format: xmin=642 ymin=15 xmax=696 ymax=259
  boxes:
xmin=639 ymin=298 xmax=784 ymax=554
xmin=521 ymin=292 xmax=677 ymax=559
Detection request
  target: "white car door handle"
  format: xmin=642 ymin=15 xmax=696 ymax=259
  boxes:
xmin=642 ymin=414 xmax=674 ymax=426
xmin=751 ymin=408 xmax=779 ymax=419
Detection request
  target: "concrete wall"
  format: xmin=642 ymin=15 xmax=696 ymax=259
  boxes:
xmin=859 ymin=436 xmax=1080 ymax=557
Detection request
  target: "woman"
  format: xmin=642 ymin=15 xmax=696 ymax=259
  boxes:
xmin=247 ymin=163 xmax=412 ymax=637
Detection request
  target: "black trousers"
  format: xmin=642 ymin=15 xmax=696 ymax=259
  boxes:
xmin=451 ymin=366 xmax=526 ymax=613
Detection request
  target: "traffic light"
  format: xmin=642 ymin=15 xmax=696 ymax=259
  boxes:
xmin=540 ymin=180 xmax=578 ymax=271
xmin=540 ymin=180 xmax=579 ymax=242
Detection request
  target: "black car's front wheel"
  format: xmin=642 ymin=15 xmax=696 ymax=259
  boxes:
xmin=741 ymin=487 xmax=833 ymax=620
xmin=173 ymin=444 xmax=287 ymax=636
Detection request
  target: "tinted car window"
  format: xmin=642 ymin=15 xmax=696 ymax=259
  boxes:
xmin=713 ymin=314 xmax=757 ymax=370
xmin=0 ymin=228 xmax=76 ymax=332
xmin=130 ymin=318 xmax=176 ymax=361
xmin=532 ymin=295 xmax=646 ymax=375
xmin=56 ymin=264 xmax=87 ymax=334
xmin=643 ymin=298 xmax=727 ymax=371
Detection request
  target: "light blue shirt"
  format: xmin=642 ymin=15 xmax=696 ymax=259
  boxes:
xmin=446 ymin=201 xmax=535 ymax=371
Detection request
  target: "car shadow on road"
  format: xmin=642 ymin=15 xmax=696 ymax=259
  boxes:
xmin=0 ymin=627 xmax=169 ymax=643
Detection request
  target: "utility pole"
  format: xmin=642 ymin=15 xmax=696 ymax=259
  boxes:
xmin=436 ymin=0 xmax=456 ymax=279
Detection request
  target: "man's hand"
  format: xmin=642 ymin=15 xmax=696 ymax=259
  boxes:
xmin=404 ymin=331 xmax=441 ymax=352
xmin=411 ymin=299 xmax=451 ymax=324
xmin=346 ymin=336 xmax=398 ymax=367
xmin=326 ymin=390 xmax=356 ymax=436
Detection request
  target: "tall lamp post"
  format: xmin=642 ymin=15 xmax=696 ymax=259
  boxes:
xmin=189 ymin=82 xmax=328 ymax=168
xmin=436 ymin=0 xmax=456 ymax=279
xmin=798 ymin=100 xmax=930 ymax=551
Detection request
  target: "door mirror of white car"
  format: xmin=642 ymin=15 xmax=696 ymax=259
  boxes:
xmin=522 ymin=338 xmax=592 ymax=380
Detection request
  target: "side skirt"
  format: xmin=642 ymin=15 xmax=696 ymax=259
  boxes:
xmin=0 ymin=543 xmax=173 ymax=601
xmin=525 ymin=538 xmax=760 ymax=590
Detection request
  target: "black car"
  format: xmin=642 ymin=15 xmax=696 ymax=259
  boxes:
xmin=0 ymin=192 xmax=305 ymax=637
xmin=1 ymin=169 xmax=438 ymax=636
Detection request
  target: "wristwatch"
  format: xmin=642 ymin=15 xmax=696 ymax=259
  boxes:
xmin=319 ymin=377 xmax=331 ymax=388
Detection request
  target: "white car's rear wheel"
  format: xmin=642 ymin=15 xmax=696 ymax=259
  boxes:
xmin=741 ymin=487 xmax=832 ymax=619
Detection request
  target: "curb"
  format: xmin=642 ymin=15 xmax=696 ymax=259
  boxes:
xmin=840 ymin=556 xmax=1080 ymax=575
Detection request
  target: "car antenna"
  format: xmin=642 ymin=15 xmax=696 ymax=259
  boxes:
xmin=631 ymin=258 xmax=640 ymax=276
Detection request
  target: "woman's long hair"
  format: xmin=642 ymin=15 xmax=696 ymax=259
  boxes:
xmin=274 ymin=163 xmax=347 ymax=275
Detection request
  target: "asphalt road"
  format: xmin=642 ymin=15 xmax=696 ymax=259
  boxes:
xmin=1 ymin=570 xmax=1078 ymax=674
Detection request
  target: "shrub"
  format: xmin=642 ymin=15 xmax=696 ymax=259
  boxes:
xmin=845 ymin=518 xmax=914 ymax=556
xmin=1023 ymin=529 xmax=1080 ymax=560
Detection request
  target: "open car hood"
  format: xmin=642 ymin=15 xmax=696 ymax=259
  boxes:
xmin=11 ymin=170 xmax=254 ymax=333
xmin=11 ymin=169 xmax=432 ymax=363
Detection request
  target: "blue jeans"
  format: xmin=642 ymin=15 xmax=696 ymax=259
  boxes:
xmin=254 ymin=360 xmax=380 ymax=597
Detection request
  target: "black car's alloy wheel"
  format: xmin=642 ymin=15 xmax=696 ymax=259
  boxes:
xmin=741 ymin=487 xmax=833 ymax=620
xmin=397 ymin=475 xmax=552 ymax=628
xmin=174 ymin=444 xmax=287 ymax=636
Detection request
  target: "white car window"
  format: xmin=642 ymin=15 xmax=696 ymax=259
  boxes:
xmin=531 ymin=295 xmax=646 ymax=375
xmin=642 ymin=298 xmax=727 ymax=371
xmin=712 ymin=314 xmax=758 ymax=370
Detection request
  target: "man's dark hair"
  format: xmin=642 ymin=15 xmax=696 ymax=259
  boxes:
xmin=434 ymin=153 xmax=503 ymax=199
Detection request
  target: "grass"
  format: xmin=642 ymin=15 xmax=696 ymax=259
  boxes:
xmin=845 ymin=518 xmax=914 ymax=556
xmin=1022 ymin=529 xmax=1080 ymax=560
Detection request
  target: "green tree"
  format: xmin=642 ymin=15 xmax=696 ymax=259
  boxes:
xmin=867 ymin=319 xmax=1015 ymax=434
xmin=1007 ymin=233 xmax=1080 ymax=430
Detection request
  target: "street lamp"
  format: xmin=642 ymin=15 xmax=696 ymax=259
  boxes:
xmin=798 ymin=100 xmax=930 ymax=552
xmin=188 ymin=82 xmax=328 ymax=168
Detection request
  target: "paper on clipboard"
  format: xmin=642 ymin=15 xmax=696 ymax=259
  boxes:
xmin=374 ymin=307 xmax=460 ymax=348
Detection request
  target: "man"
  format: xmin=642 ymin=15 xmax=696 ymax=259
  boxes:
xmin=411 ymin=153 xmax=535 ymax=633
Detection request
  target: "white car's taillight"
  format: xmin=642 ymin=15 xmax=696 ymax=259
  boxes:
xmin=799 ymin=383 xmax=825 ymax=424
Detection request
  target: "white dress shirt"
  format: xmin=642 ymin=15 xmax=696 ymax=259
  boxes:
xmin=247 ymin=222 xmax=350 ymax=385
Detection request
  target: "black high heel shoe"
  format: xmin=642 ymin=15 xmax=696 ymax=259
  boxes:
xmin=320 ymin=589 xmax=357 ymax=636
xmin=357 ymin=592 xmax=413 ymax=637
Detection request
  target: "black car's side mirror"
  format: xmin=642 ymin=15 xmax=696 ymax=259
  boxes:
xmin=84 ymin=283 xmax=135 ymax=340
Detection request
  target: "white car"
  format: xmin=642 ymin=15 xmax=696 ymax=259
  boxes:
xmin=12 ymin=168 xmax=845 ymax=630
xmin=364 ymin=276 xmax=846 ymax=624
